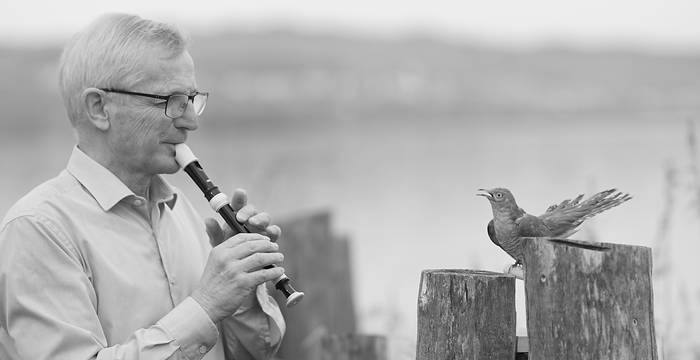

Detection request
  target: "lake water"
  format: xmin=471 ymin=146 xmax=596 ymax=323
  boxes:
xmin=2 ymin=110 xmax=697 ymax=358
xmin=2 ymin=36 xmax=699 ymax=357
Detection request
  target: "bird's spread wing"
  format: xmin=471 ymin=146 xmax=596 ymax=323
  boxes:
xmin=538 ymin=189 xmax=631 ymax=237
xmin=514 ymin=213 xmax=551 ymax=237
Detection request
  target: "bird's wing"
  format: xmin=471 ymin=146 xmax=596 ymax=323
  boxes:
xmin=514 ymin=213 xmax=552 ymax=237
xmin=487 ymin=219 xmax=502 ymax=249
xmin=538 ymin=189 xmax=631 ymax=237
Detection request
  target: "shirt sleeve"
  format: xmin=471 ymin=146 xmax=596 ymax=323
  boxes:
xmin=219 ymin=283 xmax=286 ymax=360
xmin=0 ymin=215 xmax=219 ymax=360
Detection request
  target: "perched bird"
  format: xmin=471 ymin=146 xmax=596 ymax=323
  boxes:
xmin=477 ymin=187 xmax=631 ymax=271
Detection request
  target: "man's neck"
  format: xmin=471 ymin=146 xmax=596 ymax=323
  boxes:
xmin=112 ymin=168 xmax=152 ymax=199
xmin=77 ymin=143 xmax=152 ymax=199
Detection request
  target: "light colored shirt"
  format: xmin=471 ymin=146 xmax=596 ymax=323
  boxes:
xmin=0 ymin=146 xmax=285 ymax=360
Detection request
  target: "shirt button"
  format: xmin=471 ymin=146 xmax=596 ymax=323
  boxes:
xmin=133 ymin=199 xmax=144 ymax=207
xmin=199 ymin=345 xmax=208 ymax=354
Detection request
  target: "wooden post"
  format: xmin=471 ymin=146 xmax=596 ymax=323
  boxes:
xmin=522 ymin=238 xmax=657 ymax=360
xmin=416 ymin=269 xmax=516 ymax=360
xmin=273 ymin=211 xmax=357 ymax=360
xmin=320 ymin=334 xmax=387 ymax=360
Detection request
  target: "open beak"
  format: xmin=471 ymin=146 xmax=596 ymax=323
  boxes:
xmin=476 ymin=188 xmax=493 ymax=200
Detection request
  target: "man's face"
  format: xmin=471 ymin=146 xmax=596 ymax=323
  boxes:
xmin=106 ymin=48 xmax=198 ymax=177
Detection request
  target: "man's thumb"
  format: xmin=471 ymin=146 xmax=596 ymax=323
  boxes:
xmin=205 ymin=218 xmax=225 ymax=247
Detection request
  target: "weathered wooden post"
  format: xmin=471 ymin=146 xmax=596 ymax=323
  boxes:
xmin=416 ymin=269 xmax=516 ymax=360
xmin=522 ymin=237 xmax=657 ymax=360
xmin=273 ymin=211 xmax=357 ymax=360
xmin=320 ymin=334 xmax=387 ymax=360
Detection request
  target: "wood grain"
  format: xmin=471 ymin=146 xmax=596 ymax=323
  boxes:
xmin=522 ymin=237 xmax=657 ymax=360
xmin=416 ymin=269 xmax=516 ymax=360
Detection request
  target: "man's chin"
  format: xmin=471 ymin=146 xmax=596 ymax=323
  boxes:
xmin=157 ymin=146 xmax=182 ymax=175
xmin=152 ymin=156 xmax=181 ymax=175
xmin=162 ymin=160 xmax=181 ymax=175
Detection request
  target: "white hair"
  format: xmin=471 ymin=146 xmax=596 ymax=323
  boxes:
xmin=58 ymin=13 xmax=189 ymax=125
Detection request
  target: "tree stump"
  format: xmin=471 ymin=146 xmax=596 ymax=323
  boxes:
xmin=522 ymin=238 xmax=657 ymax=360
xmin=416 ymin=269 xmax=516 ymax=360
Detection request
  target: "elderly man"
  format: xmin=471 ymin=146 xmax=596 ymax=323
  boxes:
xmin=0 ymin=13 xmax=286 ymax=360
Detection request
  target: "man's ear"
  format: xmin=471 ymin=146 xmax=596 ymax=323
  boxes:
xmin=82 ymin=88 xmax=110 ymax=131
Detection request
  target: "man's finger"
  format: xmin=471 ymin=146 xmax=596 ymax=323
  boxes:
xmin=236 ymin=204 xmax=257 ymax=224
xmin=265 ymin=225 xmax=281 ymax=243
xmin=205 ymin=218 xmax=225 ymax=247
xmin=230 ymin=189 xmax=247 ymax=212
xmin=247 ymin=212 xmax=272 ymax=229
xmin=221 ymin=232 xmax=271 ymax=249
xmin=228 ymin=239 xmax=279 ymax=260
xmin=239 ymin=252 xmax=284 ymax=273
xmin=249 ymin=266 xmax=286 ymax=284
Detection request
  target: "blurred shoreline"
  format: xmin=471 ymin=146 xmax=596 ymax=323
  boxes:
xmin=2 ymin=29 xmax=700 ymax=358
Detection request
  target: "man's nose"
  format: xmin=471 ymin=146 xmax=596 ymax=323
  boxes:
xmin=173 ymin=101 xmax=199 ymax=131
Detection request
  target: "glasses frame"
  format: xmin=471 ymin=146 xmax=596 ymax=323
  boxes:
xmin=99 ymin=88 xmax=209 ymax=119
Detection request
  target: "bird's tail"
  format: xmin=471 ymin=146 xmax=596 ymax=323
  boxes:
xmin=546 ymin=189 xmax=631 ymax=217
xmin=542 ymin=189 xmax=632 ymax=236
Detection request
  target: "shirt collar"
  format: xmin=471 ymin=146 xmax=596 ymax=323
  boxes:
xmin=66 ymin=146 xmax=178 ymax=211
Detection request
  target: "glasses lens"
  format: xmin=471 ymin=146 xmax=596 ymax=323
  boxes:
xmin=165 ymin=95 xmax=189 ymax=118
xmin=193 ymin=93 xmax=208 ymax=115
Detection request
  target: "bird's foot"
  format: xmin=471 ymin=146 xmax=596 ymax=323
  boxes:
xmin=503 ymin=262 xmax=525 ymax=280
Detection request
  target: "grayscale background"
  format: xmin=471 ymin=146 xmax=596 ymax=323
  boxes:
xmin=1 ymin=1 xmax=699 ymax=359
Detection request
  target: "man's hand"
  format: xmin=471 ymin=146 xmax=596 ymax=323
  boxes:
xmin=206 ymin=189 xmax=281 ymax=245
xmin=192 ymin=189 xmax=284 ymax=323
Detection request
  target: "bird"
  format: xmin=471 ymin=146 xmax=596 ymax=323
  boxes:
xmin=477 ymin=187 xmax=631 ymax=276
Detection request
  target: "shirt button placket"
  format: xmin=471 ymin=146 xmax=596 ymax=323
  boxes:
xmin=152 ymin=230 xmax=176 ymax=306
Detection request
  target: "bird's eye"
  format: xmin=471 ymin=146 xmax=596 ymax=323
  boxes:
xmin=495 ymin=193 xmax=503 ymax=198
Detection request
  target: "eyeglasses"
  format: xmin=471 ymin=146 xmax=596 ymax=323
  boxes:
xmin=100 ymin=88 xmax=209 ymax=119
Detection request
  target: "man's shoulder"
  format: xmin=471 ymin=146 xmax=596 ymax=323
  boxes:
xmin=1 ymin=170 xmax=85 ymax=227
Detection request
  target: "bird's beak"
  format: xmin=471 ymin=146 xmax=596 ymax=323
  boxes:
xmin=476 ymin=189 xmax=493 ymax=200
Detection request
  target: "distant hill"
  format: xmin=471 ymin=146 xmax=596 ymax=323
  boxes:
xmin=2 ymin=30 xmax=699 ymax=134
xmin=2 ymin=30 xmax=700 ymax=359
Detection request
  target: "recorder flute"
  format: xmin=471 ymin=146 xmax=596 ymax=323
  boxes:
xmin=174 ymin=143 xmax=304 ymax=307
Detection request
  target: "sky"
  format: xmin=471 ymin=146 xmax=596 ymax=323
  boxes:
xmin=2 ymin=0 xmax=700 ymax=52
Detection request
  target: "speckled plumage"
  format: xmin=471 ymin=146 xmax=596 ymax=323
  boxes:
xmin=478 ymin=187 xmax=631 ymax=264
